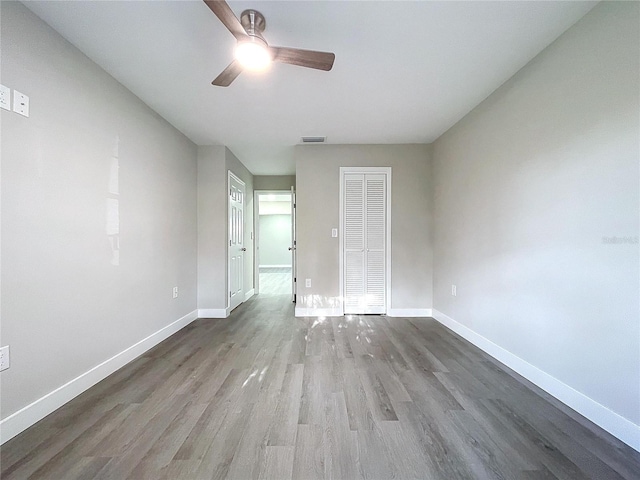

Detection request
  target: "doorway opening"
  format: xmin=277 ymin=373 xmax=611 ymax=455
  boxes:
xmin=255 ymin=191 xmax=295 ymax=299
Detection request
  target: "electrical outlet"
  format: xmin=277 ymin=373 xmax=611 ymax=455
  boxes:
xmin=172 ymin=286 xmax=178 ymax=299
xmin=0 ymin=85 xmax=10 ymax=111
xmin=305 ymin=279 xmax=311 ymax=288
xmin=0 ymin=346 xmax=10 ymax=372
xmin=451 ymin=285 xmax=457 ymax=297
xmin=13 ymin=90 xmax=29 ymax=117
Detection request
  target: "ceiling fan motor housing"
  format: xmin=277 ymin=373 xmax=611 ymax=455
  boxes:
xmin=240 ymin=9 xmax=266 ymax=40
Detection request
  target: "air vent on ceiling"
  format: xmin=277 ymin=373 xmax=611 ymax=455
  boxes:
xmin=301 ymin=136 xmax=326 ymax=143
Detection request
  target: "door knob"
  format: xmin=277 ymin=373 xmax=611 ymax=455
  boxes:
xmin=288 ymin=247 xmax=293 ymax=251
xmin=241 ymin=247 xmax=247 ymax=251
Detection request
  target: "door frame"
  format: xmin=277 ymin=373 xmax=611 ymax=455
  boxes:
xmin=339 ymin=167 xmax=392 ymax=315
xmin=291 ymin=186 xmax=297 ymax=304
xmin=253 ymin=189 xmax=295 ymax=296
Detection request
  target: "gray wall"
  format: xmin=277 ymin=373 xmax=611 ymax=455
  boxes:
xmin=259 ymin=214 xmax=292 ymax=267
xmin=197 ymin=146 xmax=227 ymax=310
xmin=226 ymin=148 xmax=255 ymax=295
xmin=197 ymin=147 xmax=254 ymax=311
xmin=1 ymin=2 xmax=198 ymax=419
xmin=432 ymin=1 xmax=639 ymax=426
xmin=254 ymin=175 xmax=295 ymax=191
xmin=295 ymin=144 xmax=433 ymax=311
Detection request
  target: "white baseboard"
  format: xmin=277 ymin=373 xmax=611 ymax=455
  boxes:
xmin=198 ymin=308 xmax=229 ymax=318
xmin=244 ymin=289 xmax=255 ymax=302
xmin=431 ymin=309 xmax=640 ymax=453
xmin=294 ymin=307 xmax=434 ymax=318
xmin=295 ymin=307 xmax=343 ymax=317
xmin=387 ymin=308 xmax=433 ymax=318
xmin=259 ymin=265 xmax=292 ymax=269
xmin=0 ymin=309 xmax=198 ymax=445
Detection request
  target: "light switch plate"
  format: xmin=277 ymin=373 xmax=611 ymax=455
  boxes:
xmin=0 ymin=85 xmax=10 ymax=111
xmin=13 ymin=90 xmax=29 ymax=117
xmin=331 ymin=228 xmax=338 ymax=238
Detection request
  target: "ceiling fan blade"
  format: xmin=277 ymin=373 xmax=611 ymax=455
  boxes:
xmin=212 ymin=60 xmax=243 ymax=87
xmin=203 ymin=0 xmax=247 ymax=40
xmin=270 ymin=47 xmax=335 ymax=71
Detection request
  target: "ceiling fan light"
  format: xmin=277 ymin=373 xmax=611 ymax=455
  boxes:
xmin=235 ymin=41 xmax=271 ymax=71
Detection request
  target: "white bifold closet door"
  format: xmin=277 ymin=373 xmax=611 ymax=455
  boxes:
xmin=344 ymin=173 xmax=387 ymax=314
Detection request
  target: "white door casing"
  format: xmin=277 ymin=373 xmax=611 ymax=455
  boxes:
xmin=228 ymin=171 xmax=245 ymax=311
xmin=291 ymin=186 xmax=297 ymax=303
xmin=340 ymin=167 xmax=391 ymax=315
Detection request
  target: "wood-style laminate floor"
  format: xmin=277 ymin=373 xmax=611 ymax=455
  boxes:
xmin=259 ymin=268 xmax=292 ymax=296
xmin=2 ymin=294 xmax=639 ymax=479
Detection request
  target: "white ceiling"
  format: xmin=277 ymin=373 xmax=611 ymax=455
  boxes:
xmin=23 ymin=0 xmax=596 ymax=175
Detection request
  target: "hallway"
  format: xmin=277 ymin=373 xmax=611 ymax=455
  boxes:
xmin=2 ymin=294 xmax=638 ymax=479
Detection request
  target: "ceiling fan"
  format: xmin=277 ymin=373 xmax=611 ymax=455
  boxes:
xmin=204 ymin=0 xmax=335 ymax=86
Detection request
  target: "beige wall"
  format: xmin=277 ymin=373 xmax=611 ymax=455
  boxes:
xmin=1 ymin=1 xmax=198 ymax=422
xmin=254 ymin=175 xmax=295 ymax=191
xmin=432 ymin=1 xmax=639 ymax=430
xmin=295 ymin=144 xmax=433 ymax=313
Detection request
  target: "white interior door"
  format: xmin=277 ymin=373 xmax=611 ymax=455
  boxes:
xmin=228 ymin=172 xmax=245 ymax=311
xmin=343 ymin=171 xmax=388 ymax=314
